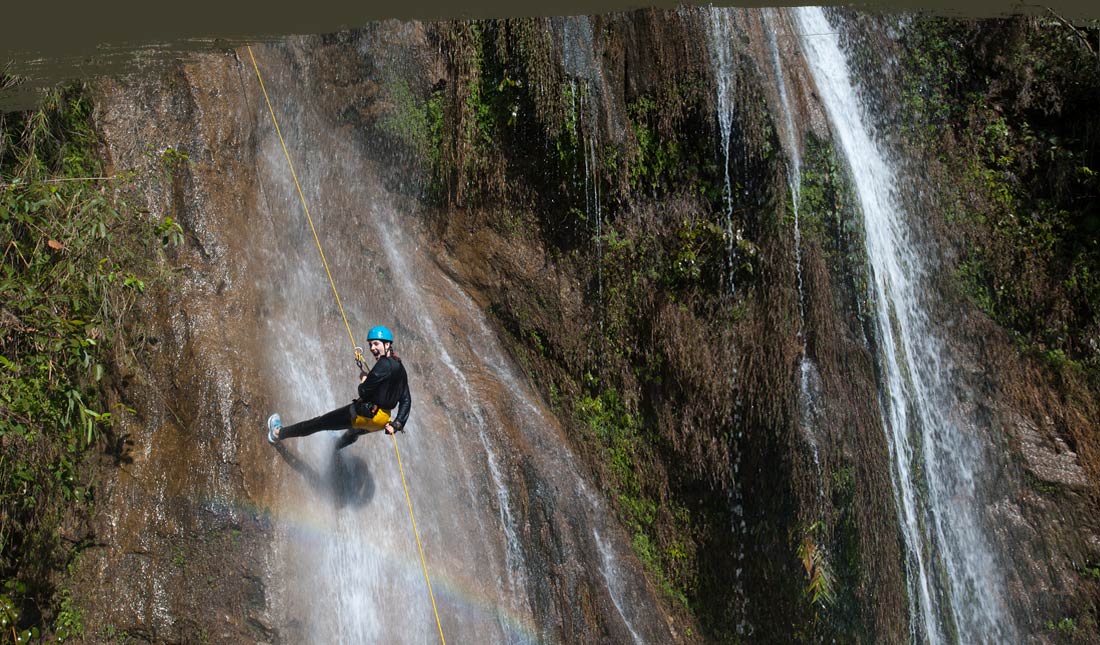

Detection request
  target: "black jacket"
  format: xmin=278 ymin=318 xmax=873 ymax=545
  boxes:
xmin=357 ymin=355 xmax=411 ymax=427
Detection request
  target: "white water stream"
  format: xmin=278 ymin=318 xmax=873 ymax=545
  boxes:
xmin=762 ymin=8 xmax=823 ymax=474
xmin=560 ymin=17 xmax=606 ymax=354
xmin=252 ymin=44 xmax=667 ymax=644
xmin=704 ymin=7 xmax=750 ymax=636
xmin=794 ymin=8 xmax=1013 ymax=642
xmin=706 ymin=7 xmax=740 ymax=296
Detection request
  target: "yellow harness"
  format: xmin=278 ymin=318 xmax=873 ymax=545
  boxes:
xmin=352 ymin=406 xmax=391 ymax=432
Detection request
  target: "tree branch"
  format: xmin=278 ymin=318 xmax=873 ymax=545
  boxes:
xmin=1044 ymin=7 xmax=1099 ymax=62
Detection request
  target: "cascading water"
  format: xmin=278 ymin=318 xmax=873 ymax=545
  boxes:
xmin=794 ymin=8 xmax=1014 ymax=642
xmin=704 ymin=7 xmax=749 ymax=637
xmin=560 ymin=17 xmax=605 ymax=349
xmin=593 ymin=530 xmax=645 ymax=645
xmin=583 ymin=99 xmax=603 ymax=341
xmin=250 ymin=43 xmax=674 ymax=643
xmin=705 ymin=7 xmax=739 ymax=296
xmin=761 ymin=8 xmax=823 ymax=474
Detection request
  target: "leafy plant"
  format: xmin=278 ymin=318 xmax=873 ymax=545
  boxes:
xmin=797 ymin=522 xmax=837 ymax=608
xmin=900 ymin=16 xmax=1100 ymax=376
xmin=1046 ymin=616 xmax=1078 ymax=634
xmin=1 ymin=83 xmax=171 ymax=640
xmin=52 ymin=589 xmax=83 ymax=642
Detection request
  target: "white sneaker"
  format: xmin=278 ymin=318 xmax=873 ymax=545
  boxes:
xmin=267 ymin=413 xmax=282 ymax=445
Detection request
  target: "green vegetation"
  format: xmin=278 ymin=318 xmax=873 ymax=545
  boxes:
xmin=52 ymin=589 xmax=84 ymax=642
xmin=625 ymin=88 xmax=727 ymax=208
xmin=576 ymin=389 xmax=694 ymax=606
xmin=1024 ymin=470 xmax=1063 ymax=495
xmin=1047 ymin=616 xmax=1078 ymax=635
xmin=0 ymin=589 xmax=36 ymax=644
xmin=0 ymin=83 xmax=175 ymax=641
xmin=424 ymin=20 xmax=536 ymax=208
xmin=373 ymin=69 xmax=446 ymax=202
xmin=424 ymin=20 xmax=729 ymax=249
xmin=378 ymin=75 xmax=444 ymax=167
xmin=797 ymin=133 xmax=873 ymax=332
xmin=99 ymin=623 xmax=130 ymax=642
xmin=460 ymin=23 xmax=497 ymax=177
xmin=554 ymin=82 xmax=584 ymax=172
xmin=900 ymin=16 xmax=1100 ymax=377
xmin=628 ymin=96 xmax=683 ymax=194
xmin=790 ymin=463 xmax=866 ymax=641
xmin=796 ymin=522 xmax=836 ymax=608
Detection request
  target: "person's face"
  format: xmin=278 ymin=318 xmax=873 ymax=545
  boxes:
xmin=369 ymin=339 xmax=388 ymax=358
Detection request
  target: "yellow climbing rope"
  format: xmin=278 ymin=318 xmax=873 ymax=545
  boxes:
xmin=246 ymin=44 xmax=446 ymax=645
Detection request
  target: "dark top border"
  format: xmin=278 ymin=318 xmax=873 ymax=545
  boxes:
xmin=2 ymin=1 xmax=1096 ymax=111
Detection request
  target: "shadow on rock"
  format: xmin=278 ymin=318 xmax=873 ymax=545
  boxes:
xmin=273 ymin=442 xmax=375 ymax=509
xmin=328 ymin=449 xmax=375 ymax=509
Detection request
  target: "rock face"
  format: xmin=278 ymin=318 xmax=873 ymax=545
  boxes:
xmin=72 ymin=55 xmax=282 ymax=641
xmin=78 ymin=38 xmax=686 ymax=644
xmin=71 ymin=8 xmax=1099 ymax=643
xmin=1014 ymin=412 xmax=1090 ymax=491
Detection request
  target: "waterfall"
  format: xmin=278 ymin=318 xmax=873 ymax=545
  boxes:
xmin=593 ymin=530 xmax=645 ymax=645
xmin=794 ymin=8 xmax=1013 ymax=642
xmin=706 ymin=7 xmax=739 ymax=296
xmin=250 ymin=43 xmax=671 ymax=643
xmin=704 ymin=7 xmax=751 ymax=637
xmin=560 ymin=17 xmax=605 ymax=352
xmin=762 ymin=8 xmax=822 ymax=474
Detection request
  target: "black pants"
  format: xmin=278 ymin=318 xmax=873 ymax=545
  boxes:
xmin=282 ymin=402 xmax=379 ymax=449
xmin=281 ymin=403 xmax=355 ymax=437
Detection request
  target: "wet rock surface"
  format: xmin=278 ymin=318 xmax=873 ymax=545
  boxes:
xmin=66 ymin=9 xmax=1100 ymax=643
xmin=69 ymin=54 xmax=282 ymax=642
xmin=75 ymin=36 xmax=687 ymax=643
xmin=1013 ymin=412 xmax=1090 ymax=491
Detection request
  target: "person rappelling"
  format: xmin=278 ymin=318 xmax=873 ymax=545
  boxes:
xmin=267 ymin=325 xmax=412 ymax=450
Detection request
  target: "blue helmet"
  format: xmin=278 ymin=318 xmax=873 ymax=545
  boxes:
xmin=367 ymin=325 xmax=394 ymax=343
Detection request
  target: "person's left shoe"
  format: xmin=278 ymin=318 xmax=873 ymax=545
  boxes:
xmin=267 ymin=413 xmax=282 ymax=445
